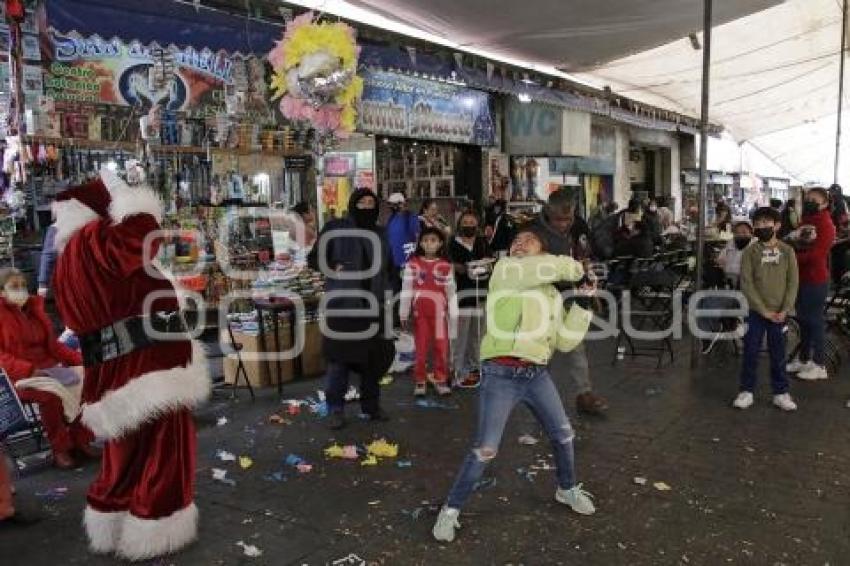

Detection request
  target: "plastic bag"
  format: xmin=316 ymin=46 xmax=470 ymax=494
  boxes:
xmin=389 ymin=331 xmax=415 ymax=373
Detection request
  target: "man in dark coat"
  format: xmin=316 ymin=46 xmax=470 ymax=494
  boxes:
xmin=309 ymin=188 xmax=395 ymax=430
xmin=529 ymin=189 xmax=608 ymax=415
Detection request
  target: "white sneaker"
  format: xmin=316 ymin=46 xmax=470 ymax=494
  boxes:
xmin=432 ymin=507 xmax=461 ymax=542
xmin=555 ymin=484 xmax=596 ymax=515
xmin=785 ymin=358 xmax=810 ymax=373
xmin=797 ymin=364 xmax=828 ymax=381
xmin=732 ymin=391 xmax=754 ymax=409
xmin=773 ymin=393 xmax=798 ymax=411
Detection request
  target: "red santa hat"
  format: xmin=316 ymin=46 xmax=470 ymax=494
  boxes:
xmin=52 ymin=168 xmax=163 ymax=251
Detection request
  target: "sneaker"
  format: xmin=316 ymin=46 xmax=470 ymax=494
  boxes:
xmin=797 ymin=364 xmax=828 ymax=381
xmin=432 ymin=381 xmax=452 ymax=396
xmin=772 ymin=393 xmax=798 ymax=411
xmin=413 ymin=383 xmax=427 ymax=397
xmin=732 ymin=391 xmax=754 ymax=410
xmin=458 ymin=372 xmax=481 ymax=389
xmin=432 ymin=507 xmax=461 ymax=542
xmin=555 ymin=484 xmax=596 ymax=515
xmin=786 ymin=358 xmax=812 ymax=373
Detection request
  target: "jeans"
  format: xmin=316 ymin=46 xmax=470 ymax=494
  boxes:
xmin=739 ymin=311 xmax=789 ymax=395
xmin=325 ymin=361 xmax=381 ymax=415
xmin=452 ymin=309 xmax=485 ymax=376
xmin=445 ymin=361 xmax=576 ymax=509
xmin=795 ymin=282 xmax=829 ymax=365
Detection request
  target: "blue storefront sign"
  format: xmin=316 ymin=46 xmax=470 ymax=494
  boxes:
xmin=357 ymin=70 xmax=495 ymax=146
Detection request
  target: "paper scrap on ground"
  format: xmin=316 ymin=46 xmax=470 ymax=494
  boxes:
xmin=518 ymin=434 xmax=539 ymax=446
xmin=653 ymin=481 xmax=672 ymax=491
xmin=236 ymin=541 xmax=262 ymax=558
xmin=380 ymin=375 xmax=394 ymax=386
xmin=473 ymin=477 xmax=497 ymax=491
xmin=413 ymin=398 xmax=458 ymax=410
xmin=344 ymin=385 xmax=360 ymax=401
xmin=633 ymin=477 xmax=648 ymax=486
xmin=361 ymin=455 xmax=378 ymax=466
xmin=325 ymin=444 xmax=360 ymax=460
xmin=268 ymin=414 xmax=291 ymax=425
xmin=367 ymin=438 xmax=399 ymax=458
xmin=239 ymin=456 xmax=254 ymax=470
xmin=212 ymin=468 xmax=236 ymax=486
xmin=396 ymin=460 xmax=413 ymax=468
xmin=216 ymin=416 xmax=228 ymax=427
xmin=216 ymin=449 xmax=236 ymax=462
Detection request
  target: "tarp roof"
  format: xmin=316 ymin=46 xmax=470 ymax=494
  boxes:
xmin=285 ymin=0 xmax=847 ymax=188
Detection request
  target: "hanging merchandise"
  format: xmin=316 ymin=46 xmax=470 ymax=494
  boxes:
xmin=267 ymin=12 xmax=364 ymax=141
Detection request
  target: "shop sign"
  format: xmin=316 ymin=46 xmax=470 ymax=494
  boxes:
xmin=505 ymin=99 xmax=591 ymax=156
xmin=41 ymin=31 xmax=271 ymax=120
xmin=549 ymin=156 xmax=614 ymax=176
xmin=324 ymin=155 xmax=356 ymax=177
xmin=357 ymin=70 xmax=495 ymax=146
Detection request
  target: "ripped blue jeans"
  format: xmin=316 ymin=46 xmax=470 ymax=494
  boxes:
xmin=445 ymin=361 xmax=577 ymax=509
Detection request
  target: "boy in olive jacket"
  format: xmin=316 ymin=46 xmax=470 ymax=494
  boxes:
xmin=433 ymin=225 xmax=596 ymax=544
xmin=734 ymin=207 xmax=799 ymax=411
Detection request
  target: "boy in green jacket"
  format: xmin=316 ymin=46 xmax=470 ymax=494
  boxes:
xmin=433 ymin=225 xmax=596 ymax=543
xmin=734 ymin=207 xmax=799 ymax=411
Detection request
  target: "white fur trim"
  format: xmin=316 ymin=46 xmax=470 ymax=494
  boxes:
xmin=116 ymin=503 xmax=198 ymax=561
xmin=53 ymin=199 xmax=100 ymax=252
xmin=81 ymin=340 xmax=211 ymax=440
xmin=101 ymin=167 xmax=163 ymax=224
xmin=84 ymin=506 xmax=126 ymax=554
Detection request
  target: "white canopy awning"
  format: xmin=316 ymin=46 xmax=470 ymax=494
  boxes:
xmin=284 ymin=0 xmax=848 ymax=188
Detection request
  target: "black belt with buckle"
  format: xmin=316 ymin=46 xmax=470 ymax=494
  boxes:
xmin=79 ymin=311 xmax=188 ymax=368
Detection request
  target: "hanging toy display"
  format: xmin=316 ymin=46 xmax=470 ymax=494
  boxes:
xmin=267 ymin=12 xmax=363 ymax=143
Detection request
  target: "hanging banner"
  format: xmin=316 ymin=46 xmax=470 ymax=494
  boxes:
xmin=40 ymin=31 xmax=272 ymax=120
xmin=357 ymin=70 xmax=495 ymax=146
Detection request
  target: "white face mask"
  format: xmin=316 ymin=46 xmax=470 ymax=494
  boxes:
xmin=4 ymin=289 xmax=29 ymax=307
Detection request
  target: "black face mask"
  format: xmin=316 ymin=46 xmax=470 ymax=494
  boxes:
xmin=734 ymin=236 xmax=752 ymax=250
xmin=803 ymin=201 xmax=820 ymax=216
xmin=459 ymin=226 xmax=477 ymax=238
xmin=351 ymin=207 xmax=379 ymax=229
xmin=754 ymin=227 xmax=775 ymax=242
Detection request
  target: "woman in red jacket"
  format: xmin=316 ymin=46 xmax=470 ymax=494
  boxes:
xmin=0 ymin=268 xmax=95 ymax=469
xmin=787 ymin=188 xmax=837 ymax=381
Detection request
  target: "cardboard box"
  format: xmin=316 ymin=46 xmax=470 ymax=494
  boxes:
xmin=223 ymin=321 xmax=325 ymax=388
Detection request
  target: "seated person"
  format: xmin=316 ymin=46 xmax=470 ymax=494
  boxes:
xmin=0 ymin=268 xmax=96 ymax=469
xmin=698 ymin=219 xmax=754 ymax=353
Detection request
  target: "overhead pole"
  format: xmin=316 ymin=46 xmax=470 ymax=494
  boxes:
xmin=835 ymin=0 xmax=848 ymax=185
xmin=691 ymin=0 xmax=713 ymax=368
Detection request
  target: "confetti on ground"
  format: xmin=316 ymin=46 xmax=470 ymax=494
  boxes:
xmin=239 ymin=456 xmax=254 ymax=470
xmin=634 ymin=477 xmax=648 ymax=485
xmin=380 ymin=375 xmax=394 ymax=386
xmin=212 ymin=468 xmax=236 ymax=486
xmin=361 ymin=455 xmax=378 ymax=466
xmin=516 ymin=467 xmax=538 ymax=482
xmin=296 ymin=463 xmax=313 ymax=473
xmin=653 ymin=482 xmax=672 ymax=491
xmin=518 ymin=435 xmax=540 ymax=446
xmin=368 ymin=500 xmax=381 ymax=505
xmin=413 ymin=399 xmax=459 ymax=410
xmin=216 ymin=416 xmax=228 ymax=427
xmin=236 ymin=541 xmax=262 ymax=558
xmin=35 ymin=487 xmax=68 ymax=501
xmin=325 ymin=444 xmax=360 ymax=460
xmin=216 ymin=450 xmax=236 ymax=462
xmin=263 ymin=472 xmax=288 ymax=482
xmin=344 ymin=386 xmax=360 ymax=401
xmin=367 ymin=438 xmax=399 ymax=458
xmin=473 ymin=477 xmax=497 ymax=491
xmin=268 ymin=414 xmax=291 ymax=425
xmin=396 ymin=460 xmax=413 ymax=468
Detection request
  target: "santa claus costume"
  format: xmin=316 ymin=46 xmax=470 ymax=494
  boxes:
xmin=51 ymin=169 xmax=210 ymax=561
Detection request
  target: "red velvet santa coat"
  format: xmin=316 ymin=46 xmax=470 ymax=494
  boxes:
xmin=52 ymin=170 xmax=209 ymax=560
xmin=0 ymin=295 xmax=81 ymax=381
xmin=53 ymin=173 xmax=209 ymax=441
